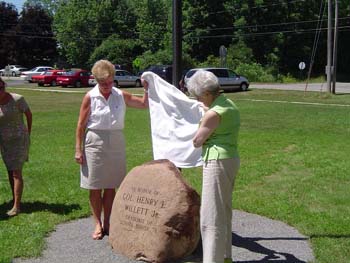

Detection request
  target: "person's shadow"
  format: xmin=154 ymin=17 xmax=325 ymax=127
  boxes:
xmin=0 ymin=201 xmax=81 ymax=220
xmin=232 ymin=232 xmax=307 ymax=263
xmin=182 ymin=232 xmax=308 ymax=263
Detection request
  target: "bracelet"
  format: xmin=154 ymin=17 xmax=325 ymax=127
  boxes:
xmin=144 ymin=89 xmax=148 ymax=93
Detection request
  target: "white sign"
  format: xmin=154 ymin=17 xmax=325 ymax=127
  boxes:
xmin=298 ymin=62 xmax=306 ymax=70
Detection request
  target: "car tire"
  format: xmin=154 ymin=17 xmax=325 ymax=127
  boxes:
xmin=38 ymin=83 xmax=44 ymax=87
xmin=135 ymin=79 xmax=141 ymax=87
xmin=114 ymin=80 xmax=118 ymax=87
xmin=51 ymin=80 xmax=57 ymax=87
xmin=240 ymin=83 xmax=248 ymax=91
xmin=61 ymin=85 xmax=67 ymax=87
xmin=75 ymin=81 xmax=81 ymax=88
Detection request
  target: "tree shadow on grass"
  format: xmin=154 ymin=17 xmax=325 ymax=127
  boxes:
xmin=232 ymin=233 xmax=307 ymax=263
xmin=0 ymin=201 xmax=81 ymax=220
xmin=334 ymin=93 xmax=350 ymax=96
xmin=310 ymin=234 xmax=350 ymax=239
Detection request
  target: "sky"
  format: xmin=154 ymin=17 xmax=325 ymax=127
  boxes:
xmin=5 ymin=0 xmax=25 ymax=11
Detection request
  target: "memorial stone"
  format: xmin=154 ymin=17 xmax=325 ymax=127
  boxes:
xmin=109 ymin=159 xmax=200 ymax=263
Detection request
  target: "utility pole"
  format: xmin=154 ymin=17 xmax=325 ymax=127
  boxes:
xmin=172 ymin=0 xmax=182 ymax=88
xmin=332 ymin=0 xmax=338 ymax=94
xmin=326 ymin=0 xmax=333 ymax=93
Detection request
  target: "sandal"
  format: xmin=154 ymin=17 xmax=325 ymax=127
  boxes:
xmin=92 ymin=227 xmax=104 ymax=240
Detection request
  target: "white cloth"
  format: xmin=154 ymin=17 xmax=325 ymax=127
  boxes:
xmin=141 ymin=71 xmax=203 ymax=168
xmin=87 ymin=86 xmax=126 ymax=130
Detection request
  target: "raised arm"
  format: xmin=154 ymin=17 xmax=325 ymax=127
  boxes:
xmin=122 ymin=80 xmax=149 ymax=109
xmin=75 ymin=94 xmax=91 ymax=164
xmin=193 ymin=110 xmax=220 ymax=148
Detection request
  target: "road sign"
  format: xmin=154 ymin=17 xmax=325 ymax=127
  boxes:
xmin=298 ymin=62 xmax=306 ymax=70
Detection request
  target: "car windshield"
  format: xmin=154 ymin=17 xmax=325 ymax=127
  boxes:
xmin=30 ymin=67 xmax=39 ymax=71
xmin=185 ymin=70 xmax=197 ymax=78
xmin=64 ymin=71 xmax=76 ymax=76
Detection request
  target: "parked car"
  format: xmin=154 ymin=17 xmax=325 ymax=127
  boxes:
xmin=144 ymin=65 xmax=173 ymax=84
xmin=115 ymin=70 xmax=142 ymax=87
xmin=56 ymin=69 xmax=90 ymax=87
xmin=20 ymin=66 xmax=53 ymax=82
xmin=0 ymin=65 xmax=28 ymax=76
xmin=88 ymin=74 xmax=96 ymax=87
xmin=89 ymin=70 xmax=142 ymax=87
xmin=31 ymin=70 xmax=65 ymax=87
xmin=184 ymin=67 xmax=250 ymax=91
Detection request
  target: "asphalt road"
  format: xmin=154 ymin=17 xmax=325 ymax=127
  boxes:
xmin=250 ymin=82 xmax=350 ymax=94
xmin=13 ymin=210 xmax=314 ymax=263
xmin=3 ymin=76 xmax=350 ymax=94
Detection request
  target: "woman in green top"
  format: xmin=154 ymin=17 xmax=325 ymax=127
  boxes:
xmin=187 ymin=70 xmax=240 ymax=263
xmin=0 ymin=77 xmax=32 ymax=217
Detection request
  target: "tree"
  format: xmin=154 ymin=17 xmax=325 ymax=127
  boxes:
xmin=25 ymin=0 xmax=60 ymax=16
xmin=53 ymin=0 xmax=137 ymax=68
xmin=89 ymin=35 xmax=141 ymax=71
xmin=225 ymin=0 xmax=329 ymax=77
xmin=131 ymin=0 xmax=169 ymax=53
xmin=0 ymin=1 xmax=18 ymax=67
xmin=182 ymin=0 xmax=233 ymax=62
xmin=16 ymin=3 xmax=57 ymax=67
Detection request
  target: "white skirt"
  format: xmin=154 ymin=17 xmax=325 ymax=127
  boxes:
xmin=80 ymin=129 xmax=126 ymax=189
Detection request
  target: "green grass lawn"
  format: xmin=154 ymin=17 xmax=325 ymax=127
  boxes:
xmin=0 ymin=85 xmax=349 ymax=263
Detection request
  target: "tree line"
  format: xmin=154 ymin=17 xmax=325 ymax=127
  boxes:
xmin=0 ymin=0 xmax=349 ymax=82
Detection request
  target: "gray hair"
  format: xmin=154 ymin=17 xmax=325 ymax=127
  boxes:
xmin=186 ymin=70 xmax=220 ymax=97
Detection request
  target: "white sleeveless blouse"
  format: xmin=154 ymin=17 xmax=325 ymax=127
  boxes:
xmin=87 ymin=86 xmax=126 ymax=130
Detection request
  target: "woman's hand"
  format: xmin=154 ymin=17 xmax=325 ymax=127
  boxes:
xmin=75 ymin=149 xmax=84 ymax=164
xmin=141 ymin=78 xmax=148 ymax=91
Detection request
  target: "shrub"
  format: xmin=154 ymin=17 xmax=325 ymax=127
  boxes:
xmin=235 ymin=63 xmax=275 ymax=82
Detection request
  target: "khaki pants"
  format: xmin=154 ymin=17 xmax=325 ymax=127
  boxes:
xmin=201 ymin=158 xmax=240 ymax=263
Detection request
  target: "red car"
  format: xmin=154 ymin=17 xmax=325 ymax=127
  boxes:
xmin=32 ymin=70 xmax=65 ymax=87
xmin=56 ymin=69 xmax=90 ymax=87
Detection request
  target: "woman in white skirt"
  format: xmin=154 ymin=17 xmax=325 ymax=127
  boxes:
xmin=75 ymin=60 xmax=149 ymax=240
xmin=186 ymin=70 xmax=240 ymax=263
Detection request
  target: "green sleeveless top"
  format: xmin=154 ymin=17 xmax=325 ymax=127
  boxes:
xmin=202 ymin=94 xmax=240 ymax=161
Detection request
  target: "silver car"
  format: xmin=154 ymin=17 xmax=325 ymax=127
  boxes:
xmin=114 ymin=70 xmax=142 ymax=87
xmin=89 ymin=70 xmax=142 ymax=87
xmin=20 ymin=66 xmax=53 ymax=82
xmin=0 ymin=65 xmax=28 ymax=76
xmin=185 ymin=67 xmax=249 ymax=91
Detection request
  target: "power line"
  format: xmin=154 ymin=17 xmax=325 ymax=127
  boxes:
xmin=3 ymin=17 xmax=349 ymax=37
xmin=207 ymin=0 xmax=310 ymax=15
xmin=1 ymin=25 xmax=349 ymax=42
xmin=183 ymin=16 xmax=350 ymax=33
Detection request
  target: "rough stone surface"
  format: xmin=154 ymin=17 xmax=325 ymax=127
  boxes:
xmin=109 ymin=159 xmax=200 ymax=263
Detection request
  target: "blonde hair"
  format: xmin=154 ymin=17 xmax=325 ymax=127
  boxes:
xmin=91 ymin=60 xmax=115 ymax=82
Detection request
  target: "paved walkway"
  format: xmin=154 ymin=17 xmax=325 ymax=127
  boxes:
xmin=13 ymin=210 xmax=314 ymax=263
xmin=250 ymin=82 xmax=350 ymax=94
